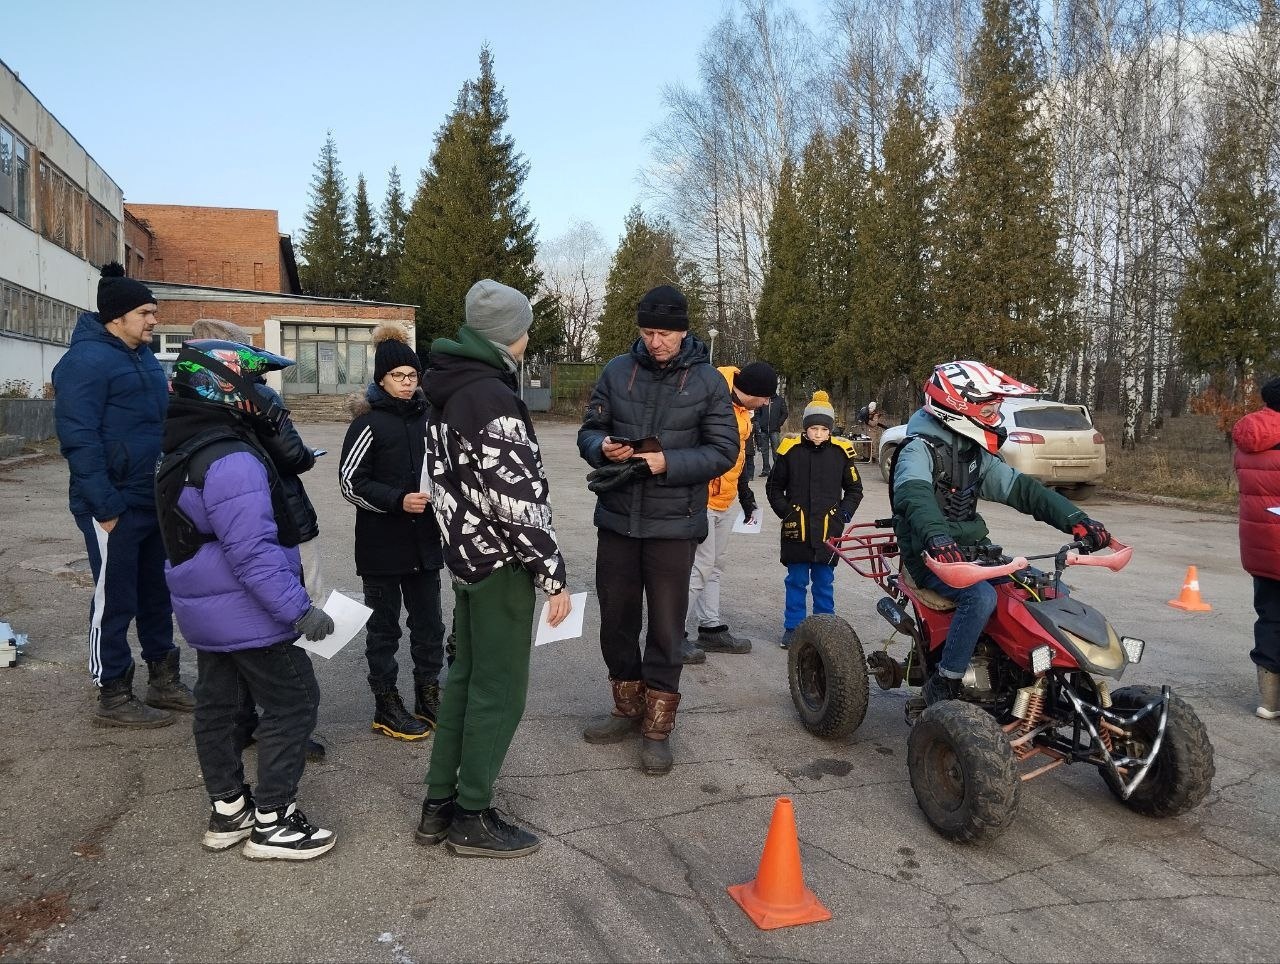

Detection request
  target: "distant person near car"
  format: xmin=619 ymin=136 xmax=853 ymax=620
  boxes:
xmin=856 ymin=401 xmax=890 ymax=462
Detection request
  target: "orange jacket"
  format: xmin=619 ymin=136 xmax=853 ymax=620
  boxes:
xmin=707 ymin=366 xmax=754 ymax=513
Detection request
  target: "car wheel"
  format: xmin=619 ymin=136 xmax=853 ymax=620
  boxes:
xmin=1072 ymin=483 xmax=1097 ymax=502
xmin=880 ymin=447 xmax=896 ymax=484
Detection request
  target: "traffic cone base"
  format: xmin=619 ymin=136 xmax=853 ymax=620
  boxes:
xmin=1168 ymin=565 xmax=1212 ymax=612
xmin=728 ymin=796 xmax=832 ymax=930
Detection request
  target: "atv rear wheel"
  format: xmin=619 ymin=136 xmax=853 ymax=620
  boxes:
xmin=787 ymin=614 xmax=868 ymax=739
xmin=907 ymin=700 xmax=1022 ymax=842
xmin=1102 ymin=685 xmax=1214 ymax=817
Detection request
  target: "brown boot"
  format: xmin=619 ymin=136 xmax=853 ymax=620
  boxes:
xmin=640 ymin=688 xmax=680 ymax=775
xmin=1258 ymin=667 xmax=1280 ymax=720
xmin=583 ymin=679 xmax=645 ymax=744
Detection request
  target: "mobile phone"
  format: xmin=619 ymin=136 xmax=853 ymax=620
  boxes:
xmin=312 ymin=449 xmax=327 ymax=457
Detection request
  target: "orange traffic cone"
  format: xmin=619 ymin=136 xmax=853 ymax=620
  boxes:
xmin=728 ymin=796 xmax=832 ymax=930
xmin=1168 ymin=565 xmax=1212 ymax=612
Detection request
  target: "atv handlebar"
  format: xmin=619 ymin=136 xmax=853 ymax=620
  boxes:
xmin=924 ymin=539 xmax=1133 ymax=588
xmin=1065 ymin=539 xmax=1132 ymax=570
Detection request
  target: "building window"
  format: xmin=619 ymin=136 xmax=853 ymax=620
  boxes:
xmin=0 ymin=279 xmax=78 ymax=345
xmin=0 ymin=123 xmax=32 ymax=225
xmin=37 ymin=159 xmax=85 ymax=257
xmin=85 ymin=198 xmax=121 ymax=268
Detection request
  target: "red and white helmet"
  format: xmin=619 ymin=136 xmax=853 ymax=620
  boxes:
xmin=923 ymin=360 xmax=1039 ymax=452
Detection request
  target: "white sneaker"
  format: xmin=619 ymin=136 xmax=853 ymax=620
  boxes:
xmin=202 ymin=789 xmax=255 ymax=851
xmin=242 ymin=803 xmax=335 ymax=861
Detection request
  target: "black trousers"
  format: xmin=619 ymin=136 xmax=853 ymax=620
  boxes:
xmin=1252 ymin=576 xmax=1280 ymax=674
xmin=362 ymin=570 xmax=446 ymax=693
xmin=595 ymin=529 xmax=698 ymax=694
xmin=193 ymin=642 xmax=319 ymax=812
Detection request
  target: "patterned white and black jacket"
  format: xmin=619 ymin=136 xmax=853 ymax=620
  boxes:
xmin=422 ymin=326 xmax=567 ymax=595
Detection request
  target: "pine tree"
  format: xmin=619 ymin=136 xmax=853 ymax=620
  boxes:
xmin=1174 ymin=110 xmax=1280 ymax=397
xmin=349 ymin=174 xmax=386 ymax=300
xmin=381 ymin=165 xmax=408 ymax=298
xmin=400 ymin=46 xmax=556 ymax=355
xmin=595 ymin=206 xmax=683 ymax=361
xmin=936 ymin=0 xmax=1077 ymax=382
xmin=757 ymin=153 xmax=819 ymax=384
xmin=297 ymin=132 xmax=352 ymax=298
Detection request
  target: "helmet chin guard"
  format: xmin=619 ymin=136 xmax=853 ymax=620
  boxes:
xmin=923 ymin=360 xmax=1038 ymax=453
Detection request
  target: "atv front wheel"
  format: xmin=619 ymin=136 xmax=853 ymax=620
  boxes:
xmin=787 ymin=614 xmax=868 ymax=739
xmin=908 ymin=700 xmax=1022 ymax=842
xmin=1102 ymin=685 xmax=1214 ymax=817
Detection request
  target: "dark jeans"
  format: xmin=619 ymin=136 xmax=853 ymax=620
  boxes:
xmin=596 ymin=528 xmax=698 ymax=694
xmin=363 ymin=570 xmax=446 ymax=693
xmin=1252 ymin=576 xmax=1280 ymax=674
xmin=426 ymin=564 xmax=535 ymax=810
xmin=74 ymin=507 xmax=174 ymax=684
xmin=920 ymin=571 xmax=998 ymax=678
xmin=757 ymin=429 xmax=781 ymax=472
xmin=192 ymin=642 xmax=319 ymax=811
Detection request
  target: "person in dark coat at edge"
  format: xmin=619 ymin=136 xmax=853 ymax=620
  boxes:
xmin=189 ymin=318 xmax=328 ymax=762
xmin=577 ymin=284 xmax=739 ymax=775
xmin=339 ymin=324 xmax=447 ymax=742
xmin=52 ymin=262 xmax=193 ymax=728
xmin=157 ymin=340 xmax=336 ymax=860
xmin=1233 ymin=376 xmax=1280 ymax=720
xmin=414 ymin=279 xmax=571 ymax=858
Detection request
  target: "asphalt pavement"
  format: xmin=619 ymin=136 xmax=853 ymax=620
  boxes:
xmin=0 ymin=417 xmax=1276 ymax=963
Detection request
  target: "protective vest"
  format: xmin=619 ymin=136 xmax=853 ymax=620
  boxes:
xmin=889 ymin=433 xmax=985 ymax=523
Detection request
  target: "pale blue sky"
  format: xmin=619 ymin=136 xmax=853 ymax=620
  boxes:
xmin=9 ymin=0 xmax=825 ymax=251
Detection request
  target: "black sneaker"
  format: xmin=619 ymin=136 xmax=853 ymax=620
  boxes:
xmin=446 ymin=808 xmax=541 ymax=858
xmin=242 ymin=803 xmax=335 ymax=861
xmin=415 ymin=795 xmax=456 ymax=845
xmin=779 ymin=629 xmax=796 ymax=649
xmin=202 ymin=786 xmax=255 ymax=852
xmin=697 ymin=626 xmax=752 ymax=653
xmin=678 ymin=634 xmax=706 ymax=665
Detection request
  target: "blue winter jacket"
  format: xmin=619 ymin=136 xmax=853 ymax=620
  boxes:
xmin=164 ymin=449 xmax=311 ymax=652
xmin=52 ymin=313 xmax=169 ymax=520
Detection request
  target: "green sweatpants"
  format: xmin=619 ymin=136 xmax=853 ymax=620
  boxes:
xmin=425 ymin=564 xmax=536 ymax=810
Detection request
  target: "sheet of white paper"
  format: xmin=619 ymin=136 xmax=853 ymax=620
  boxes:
xmin=1269 ymin=507 xmax=1280 ymax=517
xmin=419 ymin=437 xmax=430 ymax=494
xmin=294 ymin=590 xmax=373 ymax=659
xmin=733 ymin=510 xmax=762 ymax=534
xmin=534 ymin=591 xmax=588 ymax=646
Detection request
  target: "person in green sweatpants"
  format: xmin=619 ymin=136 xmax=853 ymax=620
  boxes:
xmin=413 ymin=280 xmax=571 ymax=859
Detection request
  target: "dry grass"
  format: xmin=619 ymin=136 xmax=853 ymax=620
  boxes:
xmin=1093 ymin=412 xmax=1237 ymax=506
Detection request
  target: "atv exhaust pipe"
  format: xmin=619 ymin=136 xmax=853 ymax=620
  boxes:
xmin=877 ymin=596 xmax=917 ymax=638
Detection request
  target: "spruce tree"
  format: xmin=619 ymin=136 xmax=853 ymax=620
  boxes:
xmin=936 ymin=0 xmax=1077 ymax=382
xmin=400 ymin=46 xmax=556 ymax=354
xmin=349 ymin=174 xmax=386 ymax=300
xmin=381 ymin=165 xmax=408 ymax=298
xmin=757 ymin=153 xmax=819 ymax=384
xmin=1174 ymin=111 xmax=1280 ymax=396
xmin=595 ymin=206 xmax=683 ymax=361
xmin=297 ymin=132 xmax=352 ymax=298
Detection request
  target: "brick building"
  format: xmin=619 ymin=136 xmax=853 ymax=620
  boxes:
xmin=125 ymin=204 xmax=415 ymax=397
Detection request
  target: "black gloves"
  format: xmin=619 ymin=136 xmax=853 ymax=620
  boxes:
xmin=1071 ymin=518 xmax=1111 ymax=552
xmin=587 ymin=458 xmax=652 ymax=494
xmin=925 ymin=534 xmax=964 ymax=564
xmin=294 ymin=606 xmax=334 ymax=641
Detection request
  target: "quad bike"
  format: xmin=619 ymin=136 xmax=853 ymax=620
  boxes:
xmin=786 ymin=519 xmax=1215 ymax=842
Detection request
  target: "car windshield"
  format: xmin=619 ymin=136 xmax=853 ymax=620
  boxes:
xmin=1011 ymin=406 xmax=1093 ymax=431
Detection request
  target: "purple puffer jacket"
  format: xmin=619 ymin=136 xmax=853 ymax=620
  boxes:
xmin=164 ymin=449 xmax=312 ymax=652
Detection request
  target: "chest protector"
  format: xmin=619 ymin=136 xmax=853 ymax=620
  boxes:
xmin=890 ymin=434 xmax=986 ymax=523
xmin=155 ymin=428 xmax=300 ymax=566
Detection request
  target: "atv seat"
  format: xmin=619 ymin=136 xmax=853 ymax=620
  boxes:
xmin=900 ymin=569 xmax=957 ymax=612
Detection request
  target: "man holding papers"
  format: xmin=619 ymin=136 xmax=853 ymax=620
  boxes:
xmin=415 ymin=280 xmax=570 ymax=859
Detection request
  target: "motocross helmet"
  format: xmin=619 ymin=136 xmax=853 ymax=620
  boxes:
xmin=923 ymin=360 xmax=1039 ymax=453
xmin=172 ymin=339 xmax=294 ymax=430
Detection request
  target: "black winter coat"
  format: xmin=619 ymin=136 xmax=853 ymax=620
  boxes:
xmin=578 ymin=333 xmax=738 ymax=541
xmin=338 ymin=384 xmax=444 ymax=577
xmin=252 ymin=381 xmax=319 ymax=544
xmin=766 ymin=434 xmax=865 ymax=565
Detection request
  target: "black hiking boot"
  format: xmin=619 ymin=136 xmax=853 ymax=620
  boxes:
xmin=415 ymin=795 xmax=456 ymax=845
xmin=696 ymin=626 xmax=752 ymax=654
xmin=202 ymin=785 xmax=255 ymax=852
xmin=413 ymin=680 xmax=441 ymax=729
xmin=446 ymin=808 xmax=541 ymax=858
xmin=922 ymin=673 xmax=963 ymax=706
xmin=679 ymin=633 xmax=706 ymax=665
xmin=144 ymin=649 xmax=195 ymax=712
xmin=95 ymin=667 xmax=174 ymax=728
xmin=372 ymin=690 xmax=429 ymax=741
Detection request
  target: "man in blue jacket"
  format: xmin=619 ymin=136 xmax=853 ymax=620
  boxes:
xmin=52 ymin=262 xmax=192 ymax=727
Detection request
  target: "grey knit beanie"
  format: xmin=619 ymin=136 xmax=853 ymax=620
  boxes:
xmin=464 ymin=280 xmax=533 ymax=347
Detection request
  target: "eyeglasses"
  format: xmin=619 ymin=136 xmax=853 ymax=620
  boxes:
xmin=385 ymin=370 xmax=419 ymax=383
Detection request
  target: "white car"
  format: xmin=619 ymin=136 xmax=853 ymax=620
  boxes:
xmin=877 ymin=397 xmax=1107 ymax=497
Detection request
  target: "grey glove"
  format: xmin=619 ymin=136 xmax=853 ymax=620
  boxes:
xmin=294 ymin=606 xmax=334 ymax=641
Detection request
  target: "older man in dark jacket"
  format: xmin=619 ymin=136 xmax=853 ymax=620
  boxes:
xmin=577 ymin=284 xmax=739 ymax=775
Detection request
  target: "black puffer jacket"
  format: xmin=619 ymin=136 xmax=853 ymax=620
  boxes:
xmin=577 ymin=333 xmax=738 ymax=540
xmin=338 ymin=384 xmax=443 ymax=577
xmin=252 ymin=381 xmax=319 ymax=544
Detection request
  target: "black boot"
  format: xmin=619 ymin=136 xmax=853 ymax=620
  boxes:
xmin=372 ymin=690 xmax=429 ymax=741
xmin=583 ymin=679 xmax=646 ymax=744
xmin=145 ymin=649 xmax=195 ymax=712
xmin=696 ymin=625 xmax=752 ymax=654
xmin=922 ymin=673 xmax=963 ymax=706
xmin=96 ymin=667 xmax=174 ymax=728
xmin=679 ymin=633 xmax=706 ymax=665
xmin=415 ymin=795 xmax=456 ymax=845
xmin=413 ymin=680 xmax=441 ymax=728
xmin=640 ymin=689 xmax=680 ymax=776
xmin=446 ymin=808 xmax=541 ymax=858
